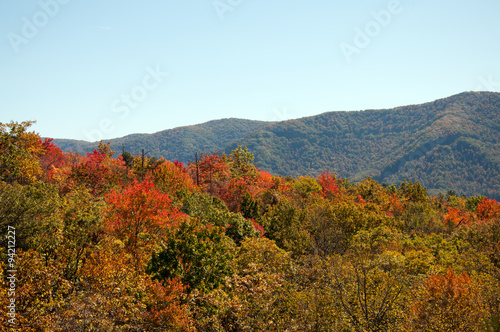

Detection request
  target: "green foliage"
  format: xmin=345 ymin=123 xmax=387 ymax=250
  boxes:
xmin=224 ymin=146 xmax=257 ymax=179
xmin=0 ymin=181 xmax=60 ymax=252
xmin=291 ymin=175 xmax=322 ymax=199
xmin=466 ymin=194 xmax=487 ymax=212
xmin=181 ymin=191 xmax=258 ymax=245
xmin=54 ymin=118 xmax=269 ymax=166
xmin=398 ymin=179 xmax=428 ymax=203
xmin=147 ymin=219 xmax=234 ymax=293
xmin=54 ymin=92 xmax=500 ymax=200
xmin=240 ymin=192 xmax=259 ymax=219
xmin=261 ymin=197 xmax=313 ymax=256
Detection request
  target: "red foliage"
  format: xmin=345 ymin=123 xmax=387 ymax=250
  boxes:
xmin=317 ymin=171 xmax=340 ymax=199
xmin=477 ymin=197 xmax=500 ymax=221
xmin=173 ymin=159 xmax=187 ymax=173
xmin=69 ymin=150 xmax=126 ymax=195
xmin=444 ymin=207 xmax=472 ymax=227
xmin=105 ymin=178 xmax=185 ymax=256
xmin=251 ymin=219 xmax=266 ymax=237
xmin=38 ymin=138 xmax=66 ymax=182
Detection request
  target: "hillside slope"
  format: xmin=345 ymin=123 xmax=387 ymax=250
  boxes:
xmin=53 ymin=118 xmax=269 ymax=163
xmin=52 ymin=92 xmax=500 ymax=199
xmin=227 ymin=92 xmax=500 ymax=198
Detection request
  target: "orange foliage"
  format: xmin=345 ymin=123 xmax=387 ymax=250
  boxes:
xmin=444 ymin=207 xmax=472 ymax=227
xmin=477 ymin=197 xmax=500 ymax=221
xmin=104 ymin=178 xmax=185 ymax=264
xmin=389 ymin=194 xmax=404 ymax=215
xmin=356 ymin=194 xmax=366 ymax=205
xmin=143 ymin=278 xmax=195 ymax=331
xmin=317 ymin=171 xmax=340 ymax=199
xmin=188 ymin=153 xmax=230 ymax=196
xmin=410 ymin=268 xmax=486 ymax=331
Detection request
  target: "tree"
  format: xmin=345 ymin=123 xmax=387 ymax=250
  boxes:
xmin=477 ymin=197 xmax=500 ymax=221
xmin=330 ymin=250 xmax=409 ymax=331
xmin=317 ymin=171 xmax=340 ymax=200
xmin=38 ymin=138 xmax=65 ymax=183
xmin=181 ymin=191 xmax=258 ymax=245
xmin=409 ymin=268 xmax=487 ymax=331
xmin=0 ymin=181 xmax=61 ymax=253
xmin=188 ymin=153 xmax=230 ymax=196
xmin=105 ymin=178 xmax=184 ymax=266
xmin=69 ymin=150 xmax=126 ymax=195
xmin=261 ymin=197 xmax=312 ymax=256
xmin=0 ymin=121 xmax=44 ymax=184
xmin=398 ymin=179 xmax=428 ymax=203
xmin=152 ymin=159 xmax=196 ymax=200
xmin=224 ymin=146 xmax=257 ymax=180
xmin=147 ymin=219 xmax=234 ymax=293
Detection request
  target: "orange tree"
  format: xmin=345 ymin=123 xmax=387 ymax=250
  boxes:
xmin=409 ymin=268 xmax=487 ymax=331
xmin=104 ymin=178 xmax=185 ymax=267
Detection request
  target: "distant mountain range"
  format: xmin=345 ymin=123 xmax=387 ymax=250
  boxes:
xmin=52 ymin=91 xmax=500 ymax=199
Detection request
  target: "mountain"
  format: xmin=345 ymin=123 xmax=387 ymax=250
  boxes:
xmin=53 ymin=118 xmax=269 ymax=163
xmin=52 ymin=92 xmax=500 ymax=199
xmin=226 ymin=91 xmax=500 ymax=199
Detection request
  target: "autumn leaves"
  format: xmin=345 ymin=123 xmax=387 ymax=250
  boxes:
xmin=1 ymin=120 xmax=500 ymax=330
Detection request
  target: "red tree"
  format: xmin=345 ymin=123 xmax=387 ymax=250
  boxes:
xmin=477 ymin=197 xmax=500 ymax=221
xmin=105 ymin=178 xmax=185 ymax=265
xmin=317 ymin=171 xmax=340 ymax=199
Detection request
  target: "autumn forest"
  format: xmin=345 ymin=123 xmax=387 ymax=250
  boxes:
xmin=1 ymin=120 xmax=500 ymax=331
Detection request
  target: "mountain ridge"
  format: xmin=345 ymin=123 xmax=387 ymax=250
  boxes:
xmin=52 ymin=91 xmax=500 ymax=199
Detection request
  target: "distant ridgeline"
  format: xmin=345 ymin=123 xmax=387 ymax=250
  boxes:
xmin=53 ymin=92 xmax=500 ymax=199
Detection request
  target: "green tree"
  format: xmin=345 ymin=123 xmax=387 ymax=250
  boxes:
xmin=147 ymin=219 xmax=234 ymax=293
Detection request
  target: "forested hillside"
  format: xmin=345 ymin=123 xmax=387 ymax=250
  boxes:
xmin=1 ymin=121 xmax=500 ymax=331
xmin=53 ymin=118 xmax=269 ymax=162
xmin=228 ymin=91 xmax=500 ymax=199
xmin=53 ymin=92 xmax=500 ymax=200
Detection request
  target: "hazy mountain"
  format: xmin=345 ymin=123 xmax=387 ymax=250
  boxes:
xmin=226 ymin=91 xmax=500 ymax=198
xmin=52 ymin=92 xmax=500 ymax=199
xmin=53 ymin=118 xmax=270 ymax=163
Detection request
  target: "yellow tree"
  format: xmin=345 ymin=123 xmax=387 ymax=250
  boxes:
xmin=0 ymin=121 xmax=44 ymax=184
xmin=409 ymin=268 xmax=487 ymax=331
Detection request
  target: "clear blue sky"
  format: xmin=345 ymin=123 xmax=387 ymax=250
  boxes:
xmin=1 ymin=0 xmax=499 ymax=141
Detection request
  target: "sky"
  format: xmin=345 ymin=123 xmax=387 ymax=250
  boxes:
xmin=1 ymin=0 xmax=499 ymax=141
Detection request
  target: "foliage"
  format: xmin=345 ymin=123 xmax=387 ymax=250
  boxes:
xmin=3 ymin=118 xmax=500 ymax=330
xmin=104 ymin=178 xmax=184 ymax=266
xmin=0 ymin=121 xmax=44 ymax=184
xmin=409 ymin=268 xmax=487 ymax=331
xmin=147 ymin=219 xmax=234 ymax=293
